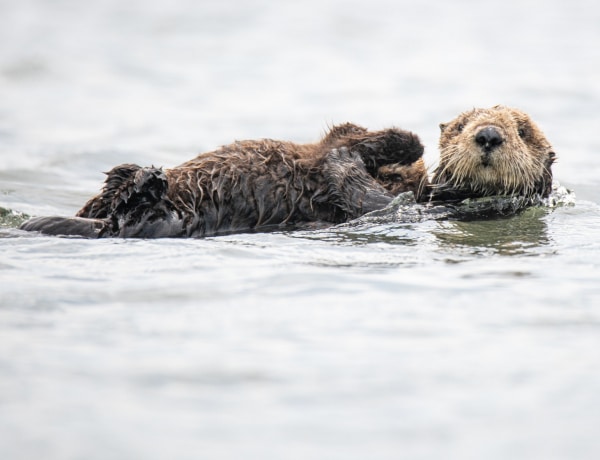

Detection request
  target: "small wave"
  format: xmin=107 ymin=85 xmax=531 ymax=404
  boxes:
xmin=0 ymin=207 xmax=30 ymax=228
xmin=357 ymin=181 xmax=575 ymax=225
xmin=544 ymin=183 xmax=576 ymax=207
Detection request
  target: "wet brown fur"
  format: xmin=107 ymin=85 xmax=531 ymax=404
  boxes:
xmin=427 ymin=105 xmax=556 ymax=202
xmin=21 ymin=123 xmax=425 ymax=238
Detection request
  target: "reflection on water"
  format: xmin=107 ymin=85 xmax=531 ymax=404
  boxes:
xmin=295 ymin=222 xmax=421 ymax=246
xmin=433 ymin=207 xmax=551 ymax=256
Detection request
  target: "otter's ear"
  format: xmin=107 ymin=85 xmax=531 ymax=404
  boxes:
xmin=439 ymin=123 xmax=447 ymax=132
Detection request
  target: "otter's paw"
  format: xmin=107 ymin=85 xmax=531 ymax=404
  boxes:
xmin=352 ymin=128 xmax=424 ymax=174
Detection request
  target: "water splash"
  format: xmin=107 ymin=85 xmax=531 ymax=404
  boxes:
xmin=0 ymin=207 xmax=30 ymax=228
xmin=360 ymin=181 xmax=575 ymax=224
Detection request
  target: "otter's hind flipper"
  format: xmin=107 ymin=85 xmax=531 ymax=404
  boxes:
xmin=109 ymin=165 xmax=169 ymax=215
xmin=77 ymin=164 xmax=168 ymax=218
xmin=79 ymin=164 xmax=183 ymax=237
xmin=22 ymin=164 xmax=180 ymax=238
xmin=20 ymin=216 xmax=107 ymax=238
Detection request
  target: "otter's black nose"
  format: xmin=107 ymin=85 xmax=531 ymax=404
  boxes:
xmin=475 ymin=127 xmax=503 ymax=151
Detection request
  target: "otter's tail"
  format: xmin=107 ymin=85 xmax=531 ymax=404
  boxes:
xmin=19 ymin=216 xmax=107 ymax=238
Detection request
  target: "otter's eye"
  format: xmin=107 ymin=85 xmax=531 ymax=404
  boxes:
xmin=457 ymin=123 xmax=464 ymax=133
xmin=518 ymin=128 xmax=526 ymax=138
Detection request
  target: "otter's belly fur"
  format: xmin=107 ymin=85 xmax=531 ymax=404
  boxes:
xmin=20 ymin=124 xmax=426 ymax=238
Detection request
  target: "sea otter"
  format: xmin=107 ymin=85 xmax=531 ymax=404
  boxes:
xmin=19 ymin=106 xmax=557 ymax=238
xmin=20 ymin=124 xmax=426 ymax=238
xmin=427 ymin=105 xmax=556 ymax=202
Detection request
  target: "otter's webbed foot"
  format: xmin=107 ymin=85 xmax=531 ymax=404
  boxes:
xmin=77 ymin=164 xmax=169 ymax=219
xmin=109 ymin=165 xmax=169 ymax=215
xmin=350 ymin=128 xmax=424 ymax=176
xmin=74 ymin=164 xmax=183 ymax=237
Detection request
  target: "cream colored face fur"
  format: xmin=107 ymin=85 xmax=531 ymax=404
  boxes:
xmin=434 ymin=105 xmax=556 ymax=197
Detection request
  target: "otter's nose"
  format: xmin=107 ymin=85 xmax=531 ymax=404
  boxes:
xmin=475 ymin=127 xmax=504 ymax=152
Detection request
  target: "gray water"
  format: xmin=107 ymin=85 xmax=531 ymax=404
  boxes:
xmin=1 ymin=0 xmax=600 ymax=459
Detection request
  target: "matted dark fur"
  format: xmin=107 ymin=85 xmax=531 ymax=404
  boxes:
xmin=427 ymin=105 xmax=556 ymax=202
xmin=20 ymin=123 xmax=426 ymax=238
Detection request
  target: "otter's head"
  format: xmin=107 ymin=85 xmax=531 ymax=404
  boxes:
xmin=431 ymin=106 xmax=556 ymax=200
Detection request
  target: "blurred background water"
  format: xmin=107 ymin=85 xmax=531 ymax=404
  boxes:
xmin=1 ymin=0 xmax=600 ymax=459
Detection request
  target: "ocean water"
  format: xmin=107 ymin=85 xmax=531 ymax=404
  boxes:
xmin=1 ymin=0 xmax=600 ymax=459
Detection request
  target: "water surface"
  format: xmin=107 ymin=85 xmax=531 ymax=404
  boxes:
xmin=1 ymin=1 xmax=600 ymax=459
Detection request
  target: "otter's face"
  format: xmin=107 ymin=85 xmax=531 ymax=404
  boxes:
xmin=433 ymin=106 xmax=556 ymax=198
